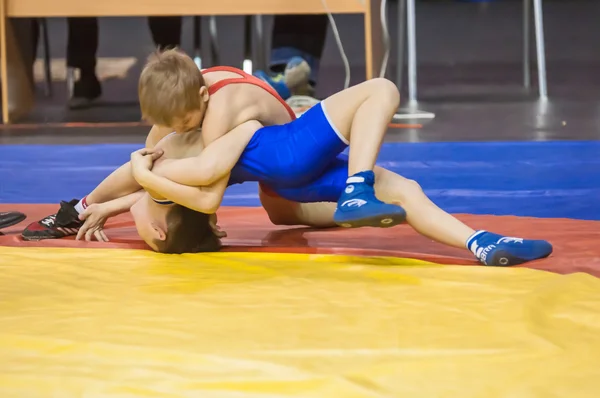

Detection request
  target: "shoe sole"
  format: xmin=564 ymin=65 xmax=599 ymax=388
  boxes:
xmin=21 ymin=232 xmax=70 ymax=241
xmin=21 ymin=235 xmax=44 ymax=241
xmin=487 ymin=249 xmax=552 ymax=267
xmin=0 ymin=212 xmax=27 ymax=230
xmin=334 ymin=212 xmax=407 ymax=229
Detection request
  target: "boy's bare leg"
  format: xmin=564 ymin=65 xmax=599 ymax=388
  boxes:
xmin=260 ymin=167 xmax=553 ymax=266
xmin=258 ymin=186 xmax=337 ymax=228
xmin=321 ymin=78 xmax=399 ymax=174
xmin=259 ymin=168 xmax=472 ymax=248
xmin=373 ymin=168 xmax=474 ymax=248
xmin=373 ymin=168 xmax=552 ymax=265
xmin=319 ymin=79 xmax=407 ymax=229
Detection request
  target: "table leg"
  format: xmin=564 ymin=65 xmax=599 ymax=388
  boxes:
xmin=364 ymin=0 xmax=383 ymax=80
xmin=0 ymin=1 xmax=9 ymax=123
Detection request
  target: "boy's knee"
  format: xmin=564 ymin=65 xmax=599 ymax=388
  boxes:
xmin=404 ymin=179 xmax=423 ymax=195
xmin=370 ymin=78 xmax=400 ymax=107
xmin=260 ymin=190 xmax=301 ymax=226
xmin=398 ymin=179 xmax=425 ymax=204
xmin=267 ymin=209 xmax=295 ymax=226
xmin=379 ymin=177 xmax=424 ymax=205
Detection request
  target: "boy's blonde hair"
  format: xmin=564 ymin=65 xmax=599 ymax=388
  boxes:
xmin=138 ymin=48 xmax=205 ymax=126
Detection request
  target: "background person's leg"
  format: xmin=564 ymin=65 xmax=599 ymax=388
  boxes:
xmin=4 ymin=18 xmax=36 ymax=122
xmin=66 ymin=18 xmax=101 ymax=109
xmin=147 ymin=17 xmax=182 ymax=49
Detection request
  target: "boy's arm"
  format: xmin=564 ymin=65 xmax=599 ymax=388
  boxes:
xmin=148 ymin=120 xmax=262 ymax=187
xmin=135 ymin=170 xmax=228 ymax=214
xmin=75 ymin=190 xmax=146 ymax=241
xmin=131 ymin=120 xmax=261 ymax=213
xmin=85 ymin=162 xmax=143 ymax=205
xmin=91 ymin=190 xmax=146 ymax=218
xmin=83 ymin=125 xmax=168 ymax=207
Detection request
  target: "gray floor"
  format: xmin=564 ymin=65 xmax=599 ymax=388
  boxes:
xmin=2 ymin=0 xmax=600 ymax=144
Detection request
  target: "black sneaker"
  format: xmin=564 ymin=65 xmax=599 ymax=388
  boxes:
xmin=0 ymin=211 xmax=27 ymax=236
xmin=21 ymin=199 xmax=83 ymax=241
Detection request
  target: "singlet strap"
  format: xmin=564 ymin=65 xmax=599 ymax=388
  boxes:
xmin=202 ymin=65 xmax=250 ymax=75
xmin=201 ymin=65 xmax=296 ymax=120
xmin=151 ymin=196 xmax=175 ymax=205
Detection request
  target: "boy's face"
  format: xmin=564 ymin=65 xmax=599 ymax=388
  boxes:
xmin=169 ymin=86 xmax=210 ymax=134
xmin=130 ymin=193 xmax=170 ymax=252
xmin=170 ymin=109 xmax=204 ymax=134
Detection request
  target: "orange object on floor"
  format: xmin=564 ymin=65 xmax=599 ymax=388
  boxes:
xmin=1 ymin=204 xmax=599 ymax=277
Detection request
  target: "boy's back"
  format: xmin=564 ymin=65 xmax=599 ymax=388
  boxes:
xmin=201 ymin=66 xmax=295 ymax=144
xmin=144 ymin=59 xmax=297 ymax=148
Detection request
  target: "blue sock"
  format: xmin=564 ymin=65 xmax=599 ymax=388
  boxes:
xmin=333 ymin=171 xmax=407 ymax=228
xmin=466 ymin=230 xmax=553 ymax=266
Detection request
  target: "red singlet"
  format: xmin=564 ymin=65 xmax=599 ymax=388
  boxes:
xmin=201 ymin=66 xmax=293 ymax=198
xmin=201 ymin=66 xmax=296 ymax=121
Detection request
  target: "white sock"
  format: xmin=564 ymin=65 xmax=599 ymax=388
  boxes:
xmin=74 ymin=196 xmax=88 ymax=214
xmin=465 ymin=230 xmax=486 ymax=251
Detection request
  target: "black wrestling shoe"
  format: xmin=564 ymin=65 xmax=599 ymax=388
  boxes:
xmin=0 ymin=211 xmax=27 ymax=235
xmin=21 ymin=199 xmax=83 ymax=241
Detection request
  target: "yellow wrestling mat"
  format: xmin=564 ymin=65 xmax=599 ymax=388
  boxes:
xmin=1 ymin=247 xmax=600 ymax=397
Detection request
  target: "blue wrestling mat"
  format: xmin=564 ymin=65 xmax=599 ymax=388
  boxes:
xmin=1 ymin=141 xmax=599 ymax=220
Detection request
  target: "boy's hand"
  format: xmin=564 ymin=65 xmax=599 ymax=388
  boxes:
xmin=131 ymin=148 xmax=163 ymax=179
xmin=76 ymin=203 xmax=111 ymax=242
xmin=209 ymin=213 xmax=227 ymax=238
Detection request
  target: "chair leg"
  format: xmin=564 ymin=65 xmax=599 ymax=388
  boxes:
xmin=532 ymin=0 xmax=547 ymax=99
xmin=40 ymin=18 xmax=52 ymax=97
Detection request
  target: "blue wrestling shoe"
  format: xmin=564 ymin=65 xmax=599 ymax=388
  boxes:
xmin=467 ymin=230 xmax=553 ymax=266
xmin=333 ymin=171 xmax=407 ymax=228
xmin=254 ymin=56 xmax=312 ymax=100
xmin=254 ymin=70 xmax=292 ymax=100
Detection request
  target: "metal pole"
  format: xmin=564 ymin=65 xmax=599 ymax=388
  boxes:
xmin=209 ymin=16 xmax=220 ymax=66
xmin=193 ymin=16 xmax=202 ymax=69
xmin=396 ymin=0 xmax=406 ymax=92
xmin=254 ymin=15 xmax=266 ymax=72
xmin=243 ymin=16 xmax=253 ymax=73
xmin=406 ymin=0 xmax=417 ymax=102
xmin=533 ymin=0 xmax=547 ymax=99
xmin=40 ymin=19 xmax=52 ymax=96
xmin=522 ymin=0 xmax=530 ymax=88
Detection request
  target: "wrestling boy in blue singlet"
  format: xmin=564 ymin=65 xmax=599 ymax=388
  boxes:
xmin=128 ymin=78 xmax=552 ymax=266
xmin=23 ymin=50 xmax=403 ymax=243
xmin=24 ymin=51 xmax=552 ymax=265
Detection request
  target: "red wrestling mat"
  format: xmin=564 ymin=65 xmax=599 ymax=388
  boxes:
xmin=1 ymin=204 xmax=599 ymax=277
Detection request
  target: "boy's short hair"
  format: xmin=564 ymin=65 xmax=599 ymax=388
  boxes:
xmin=154 ymin=205 xmax=221 ymax=254
xmin=138 ymin=48 xmax=205 ymax=127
